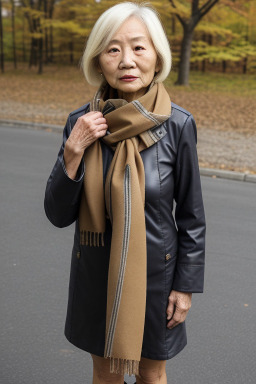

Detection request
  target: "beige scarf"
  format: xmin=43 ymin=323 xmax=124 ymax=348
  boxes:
xmin=79 ymin=82 xmax=171 ymax=376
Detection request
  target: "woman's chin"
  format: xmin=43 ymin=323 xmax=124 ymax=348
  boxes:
xmin=115 ymin=84 xmax=148 ymax=101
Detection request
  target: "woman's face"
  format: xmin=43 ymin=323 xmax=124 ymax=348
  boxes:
xmin=98 ymin=16 xmax=160 ymax=102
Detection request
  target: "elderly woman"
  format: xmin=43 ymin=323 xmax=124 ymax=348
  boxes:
xmin=44 ymin=2 xmax=206 ymax=384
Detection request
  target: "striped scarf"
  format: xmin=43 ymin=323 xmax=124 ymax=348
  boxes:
xmin=79 ymin=82 xmax=171 ymax=375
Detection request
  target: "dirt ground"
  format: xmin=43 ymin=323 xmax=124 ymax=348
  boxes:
xmin=1 ymin=64 xmax=256 ymax=174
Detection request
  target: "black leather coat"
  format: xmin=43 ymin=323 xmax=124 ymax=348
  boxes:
xmin=44 ymin=101 xmax=206 ymax=361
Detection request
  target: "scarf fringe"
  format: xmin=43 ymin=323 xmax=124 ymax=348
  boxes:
xmin=109 ymin=357 xmax=139 ymax=376
xmin=80 ymin=231 xmax=105 ymax=247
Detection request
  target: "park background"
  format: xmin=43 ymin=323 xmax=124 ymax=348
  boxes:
xmin=0 ymin=0 xmax=256 ymax=174
xmin=1 ymin=2 xmax=256 ymax=384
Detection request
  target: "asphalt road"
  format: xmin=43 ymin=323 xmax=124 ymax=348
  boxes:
xmin=1 ymin=125 xmax=256 ymax=384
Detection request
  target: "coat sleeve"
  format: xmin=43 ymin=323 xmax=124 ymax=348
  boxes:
xmin=44 ymin=114 xmax=85 ymax=228
xmin=172 ymin=114 xmax=206 ymax=293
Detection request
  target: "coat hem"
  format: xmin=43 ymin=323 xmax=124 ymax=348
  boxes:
xmin=64 ymin=332 xmax=105 ymax=358
xmin=64 ymin=331 xmax=187 ymax=361
xmin=141 ymin=340 xmax=187 ymax=360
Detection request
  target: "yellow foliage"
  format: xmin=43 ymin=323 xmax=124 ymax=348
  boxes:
xmin=21 ymin=7 xmax=44 ymax=19
xmin=2 ymin=0 xmax=255 ymax=73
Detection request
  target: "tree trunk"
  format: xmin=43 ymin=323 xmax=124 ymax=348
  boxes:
xmin=222 ymin=60 xmax=226 ymax=73
xmin=177 ymin=27 xmax=194 ymax=85
xmin=11 ymin=0 xmax=17 ymax=69
xmin=43 ymin=0 xmax=49 ymax=64
xmin=37 ymin=18 xmax=43 ymax=74
xmin=49 ymin=0 xmax=55 ymax=63
xmin=170 ymin=0 xmax=219 ymax=85
xmin=0 ymin=0 xmax=4 ymax=73
xmin=29 ymin=37 xmax=38 ymax=67
xmin=49 ymin=25 xmax=54 ymax=62
xmin=202 ymin=60 xmax=206 ymax=72
xmin=22 ymin=14 xmax=26 ymax=62
xmin=171 ymin=15 xmax=176 ymax=35
xmin=69 ymin=39 xmax=73 ymax=64
xmin=44 ymin=27 xmax=49 ymax=63
xmin=38 ymin=36 xmax=43 ymax=73
xmin=243 ymin=57 xmax=247 ymax=74
xmin=29 ymin=17 xmax=39 ymax=68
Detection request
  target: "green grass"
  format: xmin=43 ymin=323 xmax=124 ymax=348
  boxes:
xmin=164 ymin=71 xmax=256 ymax=96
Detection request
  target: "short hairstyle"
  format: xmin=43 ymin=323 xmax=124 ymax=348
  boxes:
xmin=81 ymin=2 xmax=172 ymax=87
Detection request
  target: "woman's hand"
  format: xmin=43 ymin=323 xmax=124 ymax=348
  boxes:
xmin=166 ymin=290 xmax=192 ymax=329
xmin=64 ymin=112 xmax=108 ymax=180
xmin=66 ymin=112 xmax=108 ymax=155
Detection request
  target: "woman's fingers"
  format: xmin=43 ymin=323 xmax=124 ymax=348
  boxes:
xmin=166 ymin=298 xmax=174 ymax=322
xmin=167 ymin=306 xmax=186 ymax=329
xmin=95 ymin=118 xmax=108 ymax=126
xmin=166 ymin=290 xmax=192 ymax=330
xmin=85 ymin=111 xmax=104 ymax=119
xmin=68 ymin=112 xmax=108 ymax=150
xmin=97 ymin=124 xmax=109 ymax=133
xmin=63 ymin=111 xmax=108 ymax=179
xmin=77 ymin=113 xmax=107 ymax=131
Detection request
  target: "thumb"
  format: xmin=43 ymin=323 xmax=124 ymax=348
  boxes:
xmin=166 ymin=300 xmax=175 ymax=321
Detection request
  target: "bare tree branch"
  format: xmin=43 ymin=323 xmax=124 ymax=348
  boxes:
xmin=199 ymin=0 xmax=219 ymax=20
xmin=169 ymin=0 xmax=185 ymax=27
xmin=169 ymin=0 xmax=177 ymax=8
xmin=199 ymin=0 xmax=220 ymax=20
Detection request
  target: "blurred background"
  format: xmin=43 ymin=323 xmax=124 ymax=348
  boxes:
xmin=0 ymin=0 xmax=256 ymax=173
xmin=1 ymin=3 xmax=256 ymax=384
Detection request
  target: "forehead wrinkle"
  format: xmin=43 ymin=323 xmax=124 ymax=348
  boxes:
xmin=108 ymin=36 xmax=148 ymax=45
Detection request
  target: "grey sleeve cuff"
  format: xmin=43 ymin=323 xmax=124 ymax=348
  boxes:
xmin=60 ymin=154 xmax=85 ymax=183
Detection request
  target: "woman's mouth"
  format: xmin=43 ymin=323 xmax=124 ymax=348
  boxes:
xmin=120 ymin=75 xmax=138 ymax=82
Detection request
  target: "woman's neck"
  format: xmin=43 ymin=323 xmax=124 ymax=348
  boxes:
xmin=117 ymin=87 xmax=148 ymax=102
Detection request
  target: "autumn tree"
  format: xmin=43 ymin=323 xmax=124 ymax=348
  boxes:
xmin=20 ymin=0 xmax=58 ymax=73
xmin=20 ymin=1 xmax=43 ymax=73
xmin=193 ymin=0 xmax=256 ymax=74
xmin=1 ymin=0 xmax=255 ymax=76
xmin=169 ymin=0 xmax=220 ymax=85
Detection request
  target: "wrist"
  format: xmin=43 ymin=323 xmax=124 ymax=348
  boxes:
xmin=64 ymin=140 xmax=84 ymax=158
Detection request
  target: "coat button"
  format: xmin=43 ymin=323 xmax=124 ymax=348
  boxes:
xmin=77 ymin=251 xmax=81 ymax=259
xmin=165 ymin=254 xmax=171 ymax=260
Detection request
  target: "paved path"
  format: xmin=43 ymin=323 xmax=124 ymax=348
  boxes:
xmin=1 ymin=125 xmax=256 ymax=384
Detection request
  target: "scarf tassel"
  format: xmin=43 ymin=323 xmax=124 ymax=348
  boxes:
xmin=109 ymin=357 xmax=139 ymax=376
xmin=80 ymin=231 xmax=105 ymax=247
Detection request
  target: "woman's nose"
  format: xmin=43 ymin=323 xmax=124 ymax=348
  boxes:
xmin=119 ymin=50 xmax=136 ymax=69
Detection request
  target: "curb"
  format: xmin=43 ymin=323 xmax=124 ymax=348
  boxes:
xmin=199 ymin=168 xmax=256 ymax=183
xmin=1 ymin=118 xmax=256 ymax=184
xmin=0 ymin=118 xmax=63 ymax=133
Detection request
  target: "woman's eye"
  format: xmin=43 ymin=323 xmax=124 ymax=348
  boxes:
xmin=135 ymin=46 xmax=144 ymax=51
xmin=108 ymin=48 xmax=119 ymax=53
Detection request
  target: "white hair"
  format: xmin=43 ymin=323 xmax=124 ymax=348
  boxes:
xmin=81 ymin=2 xmax=172 ymax=86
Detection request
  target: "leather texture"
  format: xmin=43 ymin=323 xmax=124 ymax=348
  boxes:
xmin=44 ymin=101 xmax=206 ymax=361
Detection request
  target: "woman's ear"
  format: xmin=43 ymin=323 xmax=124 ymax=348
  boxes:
xmin=155 ymin=57 xmax=161 ymax=73
xmin=95 ymin=57 xmax=102 ymax=73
